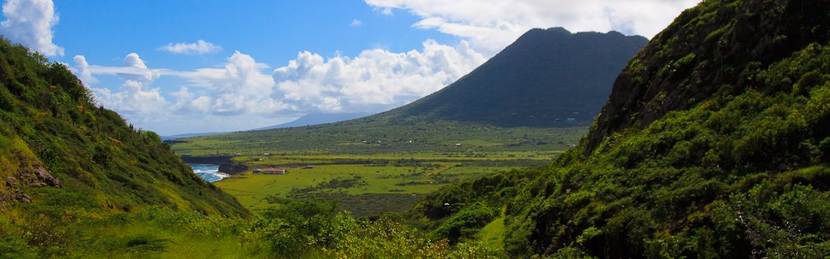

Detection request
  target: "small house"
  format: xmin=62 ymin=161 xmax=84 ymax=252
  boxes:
xmin=254 ymin=167 xmax=287 ymax=175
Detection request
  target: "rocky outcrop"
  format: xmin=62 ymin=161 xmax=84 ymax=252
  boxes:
xmin=180 ymin=155 xmax=248 ymax=174
xmin=218 ymin=163 xmax=247 ymax=174
xmin=1 ymin=152 xmax=61 ymax=204
xmin=21 ymin=166 xmax=61 ymax=187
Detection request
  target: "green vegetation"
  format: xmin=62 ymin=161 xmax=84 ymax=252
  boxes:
xmin=173 ymin=120 xmax=585 ymax=156
xmin=0 ymin=37 xmax=245 ymax=217
xmin=216 ymin=152 xmax=552 ymax=216
xmin=0 ymin=203 xmax=501 ymax=258
xmin=0 ymin=36 xmax=506 ymax=257
xmin=6 ymin=0 xmax=830 ymax=257
xmin=0 ymin=37 xmax=251 ymax=257
xmin=412 ymin=0 xmax=830 ymax=257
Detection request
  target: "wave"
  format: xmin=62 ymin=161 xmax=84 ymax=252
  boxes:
xmin=188 ymin=164 xmax=230 ymax=183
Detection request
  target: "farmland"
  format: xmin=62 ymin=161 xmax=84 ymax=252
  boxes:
xmin=213 ymin=151 xmax=559 ymax=216
xmin=171 ymin=123 xmax=585 ymax=216
xmin=171 ymin=120 xmax=586 ymax=156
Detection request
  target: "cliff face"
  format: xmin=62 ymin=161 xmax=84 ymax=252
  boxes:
xmin=587 ymin=0 xmax=830 ymax=153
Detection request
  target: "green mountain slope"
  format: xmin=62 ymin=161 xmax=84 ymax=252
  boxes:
xmin=415 ymin=0 xmax=830 ymax=257
xmin=0 ymin=38 xmax=246 ymax=217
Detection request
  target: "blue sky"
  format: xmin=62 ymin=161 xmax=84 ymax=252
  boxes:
xmin=53 ymin=1 xmax=452 ymax=70
xmin=0 ymin=0 xmax=699 ymax=135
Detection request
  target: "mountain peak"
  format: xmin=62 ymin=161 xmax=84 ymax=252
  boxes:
xmin=377 ymin=27 xmax=648 ymax=128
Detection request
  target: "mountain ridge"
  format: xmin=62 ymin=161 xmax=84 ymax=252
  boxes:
xmin=258 ymin=112 xmax=371 ymax=130
xmin=374 ymin=27 xmax=648 ymax=127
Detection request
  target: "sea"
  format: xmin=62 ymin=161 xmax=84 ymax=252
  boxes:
xmin=189 ymin=164 xmax=230 ymax=183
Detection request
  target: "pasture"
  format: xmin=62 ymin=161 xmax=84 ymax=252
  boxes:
xmin=214 ymin=151 xmax=556 ymax=216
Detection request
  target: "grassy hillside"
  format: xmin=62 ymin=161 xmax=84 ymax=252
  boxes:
xmin=0 ymin=38 xmax=247 ymax=256
xmin=414 ymin=0 xmax=830 ymax=257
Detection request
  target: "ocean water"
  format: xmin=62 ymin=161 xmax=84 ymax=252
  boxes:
xmin=189 ymin=164 xmax=230 ymax=183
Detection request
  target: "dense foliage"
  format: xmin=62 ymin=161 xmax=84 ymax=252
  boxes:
xmin=415 ymin=0 xmax=830 ymax=257
xmin=0 ymin=37 xmax=246 ymax=255
xmin=1 ymin=201 xmax=503 ymax=258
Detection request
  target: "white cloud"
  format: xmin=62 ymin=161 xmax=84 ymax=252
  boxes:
xmin=166 ymin=51 xmax=294 ymax=115
xmin=74 ymin=53 xmax=160 ymax=84
xmin=350 ymin=19 xmax=363 ymax=27
xmin=0 ymin=0 xmax=63 ymax=56
xmin=365 ymin=0 xmax=699 ymax=53
xmin=72 ymin=55 xmax=96 ymax=85
xmin=71 ymin=40 xmax=485 ymax=133
xmin=159 ymin=40 xmax=222 ymax=55
xmin=91 ymin=80 xmax=167 ymax=116
xmin=273 ymin=39 xmax=485 ymax=112
xmin=77 ymin=51 xmax=294 ymax=117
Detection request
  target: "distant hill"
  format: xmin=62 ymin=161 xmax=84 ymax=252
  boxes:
xmin=258 ymin=112 xmax=371 ymax=130
xmin=173 ymin=28 xmax=647 ymax=155
xmin=378 ymin=27 xmax=648 ymax=127
xmin=162 ymin=131 xmax=223 ymax=141
xmin=0 ymin=38 xmax=245 ymax=216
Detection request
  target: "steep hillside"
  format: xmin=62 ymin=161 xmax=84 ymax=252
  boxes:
xmin=587 ymin=0 xmax=830 ymax=152
xmin=416 ymin=0 xmax=830 ymax=257
xmin=173 ymin=28 xmax=645 ymax=155
xmin=0 ymin=38 xmax=246 ymax=217
xmin=380 ymin=27 xmax=647 ymax=127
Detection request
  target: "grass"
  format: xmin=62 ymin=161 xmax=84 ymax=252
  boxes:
xmin=216 ymin=152 xmax=545 ymax=214
xmin=476 ymin=207 xmax=506 ymax=249
xmin=168 ymin=117 xmax=582 ymax=217
xmin=171 ymin=120 xmax=586 ymax=156
xmin=77 ymin=222 xmax=253 ymax=258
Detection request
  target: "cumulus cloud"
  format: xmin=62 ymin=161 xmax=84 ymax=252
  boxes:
xmin=169 ymin=51 xmax=293 ymax=116
xmin=273 ymin=40 xmax=485 ymax=112
xmin=350 ymin=19 xmax=363 ymax=27
xmin=72 ymin=40 xmax=485 ymax=132
xmin=74 ymin=53 xmax=160 ymax=84
xmin=159 ymin=40 xmax=222 ymax=55
xmin=92 ymin=80 xmax=167 ymax=116
xmin=76 ymin=51 xmax=294 ymax=118
xmin=365 ymin=0 xmax=699 ymax=52
xmin=0 ymin=0 xmax=63 ymax=56
xmin=72 ymin=55 xmax=96 ymax=85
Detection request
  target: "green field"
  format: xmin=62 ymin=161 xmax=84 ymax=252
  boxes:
xmin=168 ymin=120 xmax=584 ymax=253
xmin=171 ymin=122 xmax=583 ymax=216
xmin=214 ymin=151 xmax=557 ymax=216
xmin=171 ymin=120 xmax=586 ymax=156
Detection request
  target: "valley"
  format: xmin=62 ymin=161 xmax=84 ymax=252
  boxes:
xmin=201 ymin=150 xmax=560 ymax=215
xmin=3 ymin=0 xmax=830 ymax=257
